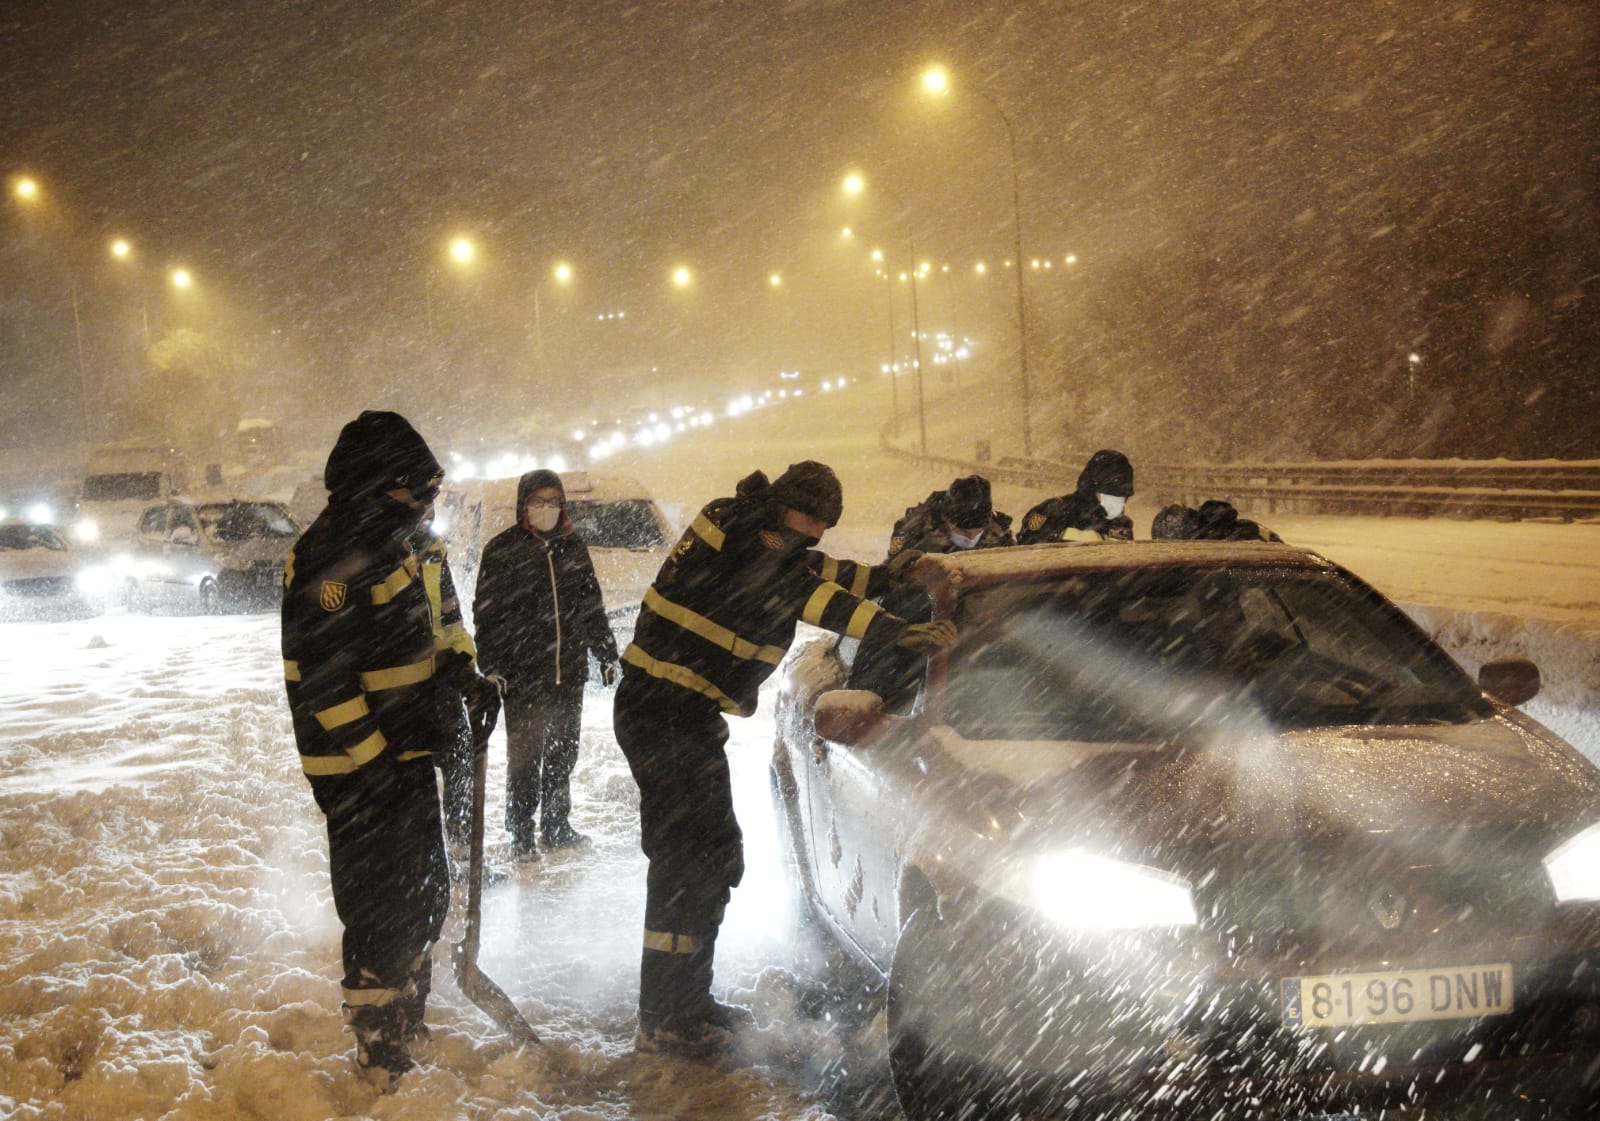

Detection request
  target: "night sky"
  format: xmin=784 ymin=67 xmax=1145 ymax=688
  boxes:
xmin=3 ymin=1 xmax=1596 ymax=458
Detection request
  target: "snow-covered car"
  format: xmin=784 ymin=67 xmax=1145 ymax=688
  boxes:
xmin=447 ymin=472 xmax=673 ymax=622
xmin=0 ymin=522 xmax=98 ymax=621
xmin=771 ymin=541 xmax=1600 ymax=1120
xmin=122 ymin=498 xmax=297 ymax=613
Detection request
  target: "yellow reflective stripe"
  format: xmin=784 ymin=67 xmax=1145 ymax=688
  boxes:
xmin=643 ymin=588 xmax=785 ymax=665
xmin=341 ymin=985 xmax=401 ymax=1007
xmin=283 ymin=659 xmax=302 ymax=682
xmin=689 ymin=513 xmax=725 ymax=551
xmin=440 ymin=622 xmax=476 ymax=658
xmin=283 ymin=551 xmax=296 ymax=588
xmin=843 ymin=599 xmax=882 ymax=640
xmin=1059 ymin=527 xmax=1104 ymax=543
xmin=300 ymin=752 xmax=355 ymax=775
xmin=395 ymin=749 xmax=432 ymax=762
xmin=421 ymin=560 xmax=444 ymax=631
xmin=359 ymin=658 xmax=435 ymax=691
xmin=801 ymin=583 xmax=841 ymax=627
xmin=315 ymin=695 xmax=371 ymax=731
xmin=346 ymin=729 xmax=387 ymax=766
xmin=369 ymin=560 xmax=418 ymax=606
xmin=642 ymin=929 xmax=702 ymax=954
xmin=849 ymin=564 xmax=871 ymax=599
xmin=819 ymin=556 xmax=841 ymax=583
xmin=622 ymin=644 xmax=741 ymax=713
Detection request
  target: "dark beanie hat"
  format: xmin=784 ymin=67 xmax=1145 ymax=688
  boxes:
xmin=942 ymin=475 xmax=993 ymax=529
xmin=769 ymin=460 xmax=843 ymax=526
xmin=1151 ymin=503 xmax=1200 ymax=540
xmin=324 ymin=411 xmax=442 ymax=503
xmin=1076 ymin=449 xmax=1134 ymax=498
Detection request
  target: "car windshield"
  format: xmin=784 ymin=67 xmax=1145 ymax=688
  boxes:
xmin=567 ymin=498 xmax=666 ymax=549
xmin=945 ymin=566 xmax=1492 ymax=741
xmin=81 ymin=472 xmax=161 ymax=502
xmin=0 ymin=525 xmax=66 ymax=551
xmin=196 ymin=502 xmax=298 ymax=541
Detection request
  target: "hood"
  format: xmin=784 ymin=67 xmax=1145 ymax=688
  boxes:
xmin=516 ymin=468 xmax=574 ymax=538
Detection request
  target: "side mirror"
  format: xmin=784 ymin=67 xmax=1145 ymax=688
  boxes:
xmin=814 ymin=689 xmax=893 ymax=746
xmin=1479 ymin=656 xmax=1540 ymax=707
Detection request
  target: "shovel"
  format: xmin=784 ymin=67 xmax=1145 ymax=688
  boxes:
xmin=451 ymin=687 xmax=540 ymax=1045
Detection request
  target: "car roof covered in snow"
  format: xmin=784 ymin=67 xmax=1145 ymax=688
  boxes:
xmin=913 ymin=539 xmax=1335 ymax=601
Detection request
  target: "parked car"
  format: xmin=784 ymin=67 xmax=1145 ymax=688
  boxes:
xmin=0 ymin=522 xmax=98 ymax=621
xmin=447 ymin=472 xmax=673 ymax=623
xmin=124 ymin=498 xmax=297 ymax=613
xmin=771 ymin=540 xmax=1600 ymax=1120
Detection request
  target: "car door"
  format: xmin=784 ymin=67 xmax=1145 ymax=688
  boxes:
xmin=131 ymin=504 xmax=170 ymax=600
xmin=164 ymin=505 xmax=205 ymax=602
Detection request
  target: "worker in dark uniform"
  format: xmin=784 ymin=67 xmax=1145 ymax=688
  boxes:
xmin=1151 ymin=499 xmax=1281 ymax=542
xmin=282 ymin=410 xmax=473 ymax=1090
xmin=473 ymin=468 xmax=620 ymax=860
xmin=1017 ymin=448 xmax=1136 ymax=544
xmin=614 ymin=461 xmax=954 ymax=1057
xmin=885 ymin=474 xmax=1015 ymax=560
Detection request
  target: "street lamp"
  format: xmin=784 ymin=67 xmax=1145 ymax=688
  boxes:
xmin=843 ymin=172 xmax=927 ymax=455
xmin=920 ymin=64 xmax=1034 ymax=456
xmin=534 ymin=260 xmax=574 ymax=368
xmin=671 ymin=265 xmax=693 ymax=288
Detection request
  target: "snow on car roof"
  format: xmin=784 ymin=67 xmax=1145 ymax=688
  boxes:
xmin=915 ymin=540 xmax=1333 ymax=596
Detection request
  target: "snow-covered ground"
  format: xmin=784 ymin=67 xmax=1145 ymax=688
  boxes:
xmin=4 ymin=383 xmax=1600 ymax=1120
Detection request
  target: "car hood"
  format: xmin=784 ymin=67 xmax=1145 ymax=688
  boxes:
xmin=928 ymin=714 xmax=1600 ymax=849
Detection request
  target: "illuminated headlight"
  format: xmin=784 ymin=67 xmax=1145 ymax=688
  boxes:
xmin=27 ymin=503 xmax=53 ymax=524
xmin=547 ymin=455 xmax=568 ymax=473
xmin=431 ymin=509 xmax=452 ymax=535
xmin=72 ymin=519 xmax=100 ymax=543
xmin=75 ymin=564 xmax=115 ymax=595
xmin=1545 ymin=822 xmax=1600 ymax=903
xmin=989 ymin=849 xmax=1199 ymax=930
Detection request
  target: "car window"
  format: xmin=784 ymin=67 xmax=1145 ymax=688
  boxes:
xmin=169 ymin=507 xmax=199 ymax=535
xmin=567 ymin=498 xmax=667 ymax=549
xmin=137 ymin=507 xmax=168 ymax=536
xmin=82 ymin=472 xmax=162 ymax=502
xmin=0 ymin=525 xmax=66 ymax=551
xmin=198 ymin=502 xmax=298 ymax=540
xmin=944 ymin=567 xmax=1492 ymax=741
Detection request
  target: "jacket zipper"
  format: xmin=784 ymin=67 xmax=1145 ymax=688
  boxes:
xmin=546 ymin=547 xmax=562 ymax=685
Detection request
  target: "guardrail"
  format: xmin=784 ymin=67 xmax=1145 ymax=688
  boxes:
xmin=878 ymin=419 xmax=1600 ymax=522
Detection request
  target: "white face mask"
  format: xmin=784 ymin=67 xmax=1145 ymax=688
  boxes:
xmin=948 ymin=529 xmax=984 ymax=550
xmin=527 ymin=505 xmax=561 ymax=532
xmin=1097 ymin=494 xmax=1127 ymax=520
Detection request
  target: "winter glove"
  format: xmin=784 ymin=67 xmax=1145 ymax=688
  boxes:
xmin=884 ymin=548 xmax=925 ymax=584
xmin=600 ymin=660 xmax=621 ymax=687
xmin=896 ymin=619 xmax=958 ymax=653
xmin=463 ymin=674 xmax=502 ymax=755
xmin=435 ymin=648 xmax=477 ymax=692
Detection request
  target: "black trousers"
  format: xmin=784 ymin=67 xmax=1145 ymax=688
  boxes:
xmin=504 ymin=679 xmax=585 ymax=850
xmin=311 ymin=756 xmax=450 ymax=1035
xmin=613 ymin=673 xmax=743 ymax=1029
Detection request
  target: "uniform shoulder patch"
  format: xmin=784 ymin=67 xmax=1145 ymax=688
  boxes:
xmin=319 ymin=580 xmax=348 ymax=611
xmin=760 ymin=530 xmax=784 ymax=550
xmin=1025 ymin=513 xmax=1046 ymax=532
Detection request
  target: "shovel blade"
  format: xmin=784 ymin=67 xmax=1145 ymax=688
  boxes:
xmin=453 ymin=941 xmax=540 ymax=1045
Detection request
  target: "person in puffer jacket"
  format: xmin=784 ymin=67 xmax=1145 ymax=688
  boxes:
xmin=473 ymin=469 xmax=619 ymax=859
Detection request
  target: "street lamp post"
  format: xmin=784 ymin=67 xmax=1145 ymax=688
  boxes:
xmin=921 ymin=66 xmax=1034 ymax=456
xmin=844 ymin=173 xmax=927 ymax=455
xmin=533 ymin=260 xmax=574 ymax=370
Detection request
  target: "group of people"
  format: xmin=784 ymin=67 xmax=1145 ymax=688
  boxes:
xmin=280 ymin=412 xmax=1275 ymax=1086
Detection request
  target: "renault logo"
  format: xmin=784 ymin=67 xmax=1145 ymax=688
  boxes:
xmin=1369 ymin=885 xmax=1408 ymax=930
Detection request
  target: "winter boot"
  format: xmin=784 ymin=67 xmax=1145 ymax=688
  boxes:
xmin=344 ymin=1001 xmax=412 ymax=1092
xmin=540 ymin=822 xmax=591 ymax=850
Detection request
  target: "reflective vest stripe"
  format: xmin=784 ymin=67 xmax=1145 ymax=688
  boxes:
xmin=369 ymin=561 xmax=418 ymax=605
xmin=341 ymin=984 xmax=402 ymax=1007
xmin=819 ymin=556 xmax=841 ymax=583
xmin=621 ymin=644 xmax=741 ymax=713
xmin=848 ymin=563 xmax=871 ymax=599
xmin=1059 ymin=527 xmax=1104 ymax=543
xmin=395 ymin=749 xmax=432 ymax=762
xmin=643 ymin=587 xmax=786 ymax=666
xmin=359 ymin=658 xmax=435 ymax=691
xmin=283 ymin=659 xmax=302 ymax=682
xmin=843 ymin=599 xmax=882 ymax=640
xmin=315 ymin=695 xmax=371 ymax=731
xmin=689 ymin=513 xmax=725 ymax=551
xmin=299 ymin=729 xmax=387 ymax=775
xmin=800 ymin=583 xmax=841 ymax=627
xmin=642 ymin=929 xmax=702 ymax=954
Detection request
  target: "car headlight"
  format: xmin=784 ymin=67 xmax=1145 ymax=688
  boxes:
xmin=72 ymin=519 xmax=99 ymax=543
xmin=990 ymin=848 xmax=1199 ymax=930
xmin=1545 ymin=822 xmax=1600 ymax=903
xmin=75 ymin=564 xmax=113 ymax=595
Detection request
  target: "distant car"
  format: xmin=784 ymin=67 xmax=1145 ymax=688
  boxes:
xmin=0 ymin=522 xmax=97 ymax=621
xmin=448 ymin=472 xmax=673 ymax=624
xmin=771 ymin=541 xmax=1600 ymax=1120
xmin=123 ymin=498 xmax=297 ymax=613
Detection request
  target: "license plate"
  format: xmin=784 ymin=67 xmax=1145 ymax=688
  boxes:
xmin=1282 ymin=963 xmax=1513 ymax=1027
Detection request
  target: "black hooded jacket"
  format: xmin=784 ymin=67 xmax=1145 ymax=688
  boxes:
xmin=473 ymin=470 xmax=619 ymax=688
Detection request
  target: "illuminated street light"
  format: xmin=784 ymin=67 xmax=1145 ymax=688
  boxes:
xmin=110 ymin=238 xmax=131 ymax=260
xmin=672 ymin=265 xmax=693 ymax=288
xmin=170 ymin=268 xmax=193 ymax=290
xmin=12 ymin=176 xmax=39 ymax=203
xmin=769 ymin=272 xmax=782 ymax=288
xmin=448 ymin=236 xmax=476 ymax=265
xmin=535 ymin=259 xmax=575 ymax=367
xmin=918 ymin=63 xmax=1035 ymax=455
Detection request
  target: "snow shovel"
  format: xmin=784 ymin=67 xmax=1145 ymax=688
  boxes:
xmin=451 ymin=689 xmax=540 ymax=1045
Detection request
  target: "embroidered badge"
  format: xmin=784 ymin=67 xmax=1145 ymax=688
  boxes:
xmin=1025 ymin=513 xmax=1046 ymax=531
xmin=319 ymin=581 xmax=348 ymax=611
xmin=760 ymin=530 xmax=784 ymax=550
